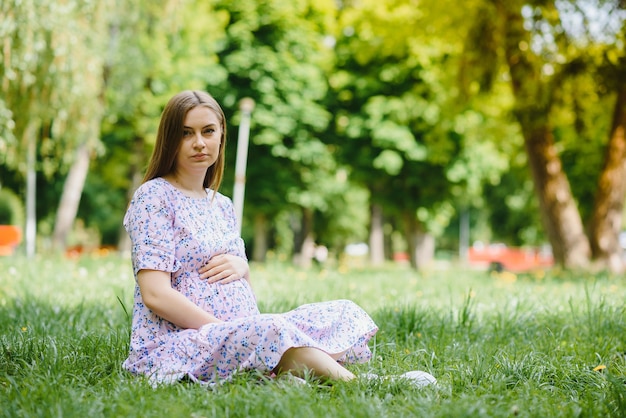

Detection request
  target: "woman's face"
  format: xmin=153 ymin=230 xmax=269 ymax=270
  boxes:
xmin=174 ymin=106 xmax=222 ymax=176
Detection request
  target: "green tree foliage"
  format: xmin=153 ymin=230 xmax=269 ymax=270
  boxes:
xmin=205 ymin=0 xmax=350 ymax=258
xmin=1 ymin=0 xmax=109 ymax=254
xmin=0 ymin=0 xmax=106 ymax=174
xmin=89 ymin=0 xmax=229 ymax=245
xmin=2 ymin=0 xmax=625 ymax=269
xmin=330 ymin=0 xmax=512 ymax=265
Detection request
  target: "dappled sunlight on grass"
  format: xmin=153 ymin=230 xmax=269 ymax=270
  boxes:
xmin=250 ymin=261 xmax=626 ymax=318
xmin=0 ymin=254 xmax=134 ymax=309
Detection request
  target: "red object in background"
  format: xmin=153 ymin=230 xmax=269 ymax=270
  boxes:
xmin=0 ymin=225 xmax=22 ymax=256
xmin=468 ymin=244 xmax=553 ymax=271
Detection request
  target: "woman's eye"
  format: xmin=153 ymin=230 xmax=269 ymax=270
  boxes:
xmin=183 ymin=130 xmax=193 ymax=137
xmin=203 ymin=128 xmax=215 ymax=136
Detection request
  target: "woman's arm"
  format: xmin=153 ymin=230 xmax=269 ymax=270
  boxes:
xmin=137 ymin=269 xmax=222 ymax=329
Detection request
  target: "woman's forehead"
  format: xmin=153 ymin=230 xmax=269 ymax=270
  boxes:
xmin=184 ymin=106 xmax=221 ymax=126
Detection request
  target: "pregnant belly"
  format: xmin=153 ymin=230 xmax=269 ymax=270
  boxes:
xmin=192 ymin=279 xmax=260 ymax=321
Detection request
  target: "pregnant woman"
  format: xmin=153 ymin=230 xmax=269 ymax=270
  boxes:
xmin=123 ymin=90 xmax=436 ymax=388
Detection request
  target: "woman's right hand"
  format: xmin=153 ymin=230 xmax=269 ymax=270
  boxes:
xmin=198 ymin=254 xmax=249 ymax=284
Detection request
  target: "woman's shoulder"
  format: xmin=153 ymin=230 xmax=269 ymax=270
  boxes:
xmin=130 ymin=178 xmax=177 ymax=206
xmin=134 ymin=178 xmax=170 ymax=196
xmin=124 ymin=179 xmax=175 ymax=224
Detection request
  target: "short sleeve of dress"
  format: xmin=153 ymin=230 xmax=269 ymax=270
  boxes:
xmin=124 ymin=181 xmax=181 ymax=276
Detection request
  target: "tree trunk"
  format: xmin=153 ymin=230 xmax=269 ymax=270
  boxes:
xmin=459 ymin=206 xmax=470 ymax=263
xmin=404 ymin=211 xmax=418 ymax=270
xmin=403 ymin=211 xmax=434 ymax=270
xmin=52 ymin=142 xmax=91 ymax=251
xmin=252 ymin=212 xmax=268 ymax=262
xmin=369 ymin=203 xmax=385 ymax=265
xmin=416 ymin=232 xmax=435 ymax=269
xmin=587 ymin=86 xmax=626 ymax=272
xmin=521 ymin=119 xmax=590 ymax=267
xmin=384 ymin=217 xmax=394 ymax=260
xmin=293 ymin=207 xmax=315 ymax=268
xmin=496 ymin=0 xmax=590 ymax=268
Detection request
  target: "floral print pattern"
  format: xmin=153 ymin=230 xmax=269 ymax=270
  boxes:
xmin=123 ymin=178 xmax=378 ymax=385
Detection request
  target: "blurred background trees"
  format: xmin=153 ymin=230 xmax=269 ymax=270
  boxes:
xmin=1 ymin=0 xmax=625 ymax=272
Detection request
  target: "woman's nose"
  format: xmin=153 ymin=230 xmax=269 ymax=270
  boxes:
xmin=193 ymin=132 xmax=205 ymax=147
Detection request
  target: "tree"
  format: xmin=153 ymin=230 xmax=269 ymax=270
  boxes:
xmin=475 ymin=0 xmax=626 ymax=270
xmin=587 ymin=68 xmax=626 ymax=271
xmin=493 ymin=0 xmax=592 ymax=268
xmin=0 ymin=0 xmax=107 ymax=255
xmin=51 ymin=1 xmax=110 ymax=251
xmin=330 ymin=0 xmax=511 ymax=268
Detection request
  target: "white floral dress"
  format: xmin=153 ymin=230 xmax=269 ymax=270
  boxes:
xmin=123 ymin=178 xmax=378 ymax=385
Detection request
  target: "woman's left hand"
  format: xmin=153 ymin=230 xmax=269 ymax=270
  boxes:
xmin=199 ymin=254 xmax=249 ymax=284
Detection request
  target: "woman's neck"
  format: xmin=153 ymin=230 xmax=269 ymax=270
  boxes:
xmin=165 ymin=172 xmax=206 ymax=198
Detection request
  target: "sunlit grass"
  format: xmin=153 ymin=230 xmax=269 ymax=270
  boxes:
xmin=1 ymin=254 xmax=625 ymax=417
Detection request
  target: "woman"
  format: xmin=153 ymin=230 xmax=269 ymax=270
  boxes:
xmin=123 ymin=90 xmax=436 ymax=387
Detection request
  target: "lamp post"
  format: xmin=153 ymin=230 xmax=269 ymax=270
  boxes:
xmin=233 ymin=97 xmax=255 ymax=233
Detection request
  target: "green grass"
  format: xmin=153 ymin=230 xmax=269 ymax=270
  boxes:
xmin=1 ymin=254 xmax=625 ymax=417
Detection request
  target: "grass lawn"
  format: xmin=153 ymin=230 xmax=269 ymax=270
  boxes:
xmin=1 ymin=254 xmax=625 ymax=417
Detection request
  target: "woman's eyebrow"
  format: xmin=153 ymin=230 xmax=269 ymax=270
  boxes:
xmin=183 ymin=123 xmax=218 ymax=129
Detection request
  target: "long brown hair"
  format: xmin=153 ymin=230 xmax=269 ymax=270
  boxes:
xmin=142 ymin=90 xmax=227 ymax=191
